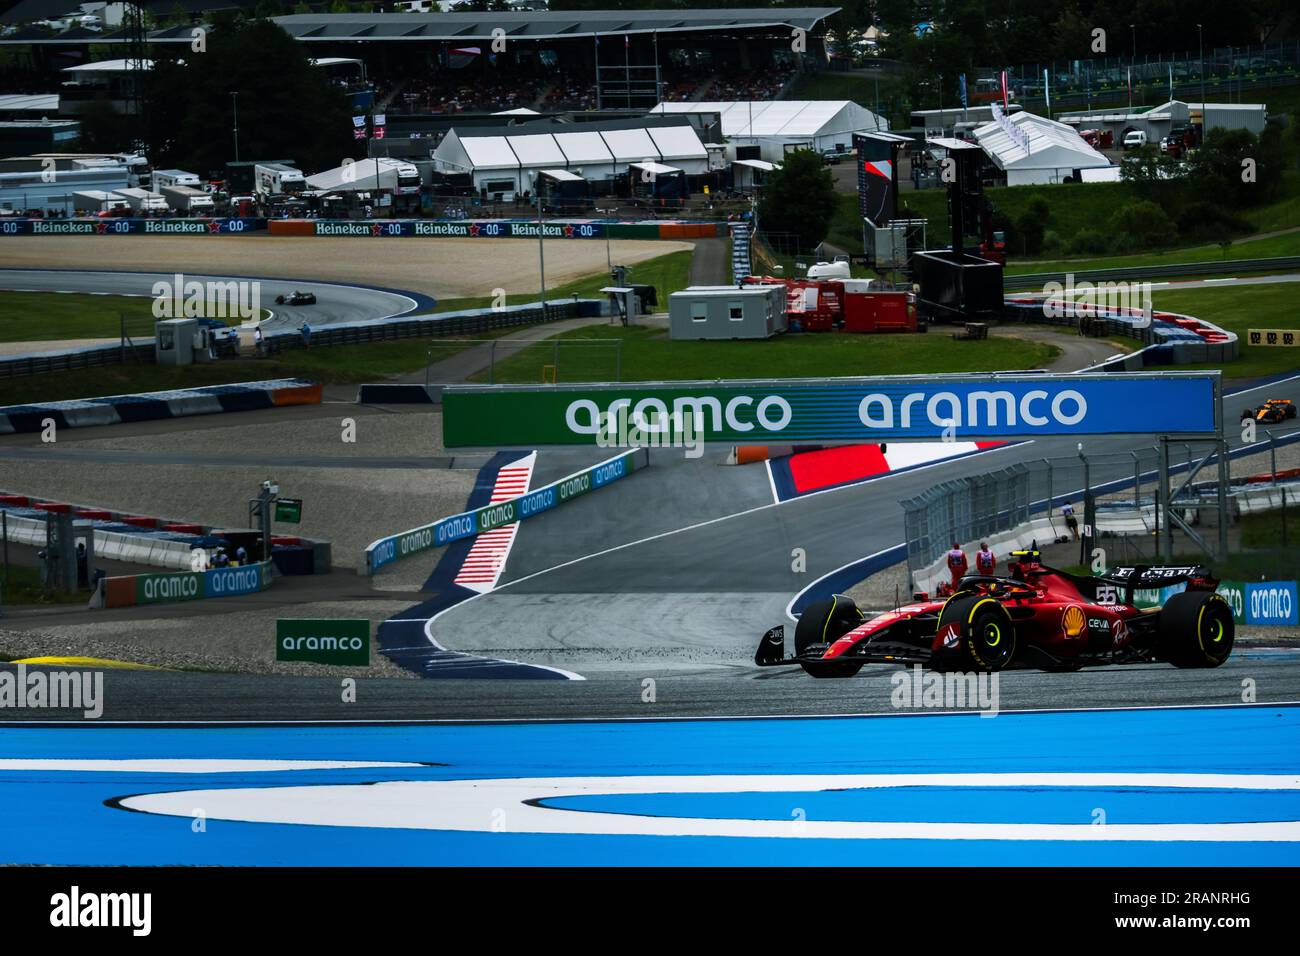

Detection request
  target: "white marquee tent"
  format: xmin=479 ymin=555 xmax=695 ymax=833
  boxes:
xmin=432 ymin=120 xmax=710 ymax=192
xmin=972 ymin=109 xmax=1111 ymax=186
xmin=651 ymin=100 xmax=889 ymax=163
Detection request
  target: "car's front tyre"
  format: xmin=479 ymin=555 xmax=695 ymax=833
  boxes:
xmin=795 ymin=595 xmax=865 ymax=678
xmin=933 ymin=594 xmax=1017 ymax=672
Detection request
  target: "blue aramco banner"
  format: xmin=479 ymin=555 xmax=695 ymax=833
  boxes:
xmin=1244 ymin=581 xmax=1298 ymax=626
xmin=442 ymin=373 xmax=1220 ymax=446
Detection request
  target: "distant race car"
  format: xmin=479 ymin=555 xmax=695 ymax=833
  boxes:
xmin=275 ymin=291 xmax=316 ymax=306
xmin=1241 ymin=398 xmax=1296 ymax=425
xmin=756 ymin=549 xmax=1234 ymax=677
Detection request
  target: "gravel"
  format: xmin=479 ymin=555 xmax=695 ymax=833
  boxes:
xmin=0 ymin=598 xmax=419 ymax=677
xmin=0 ymin=235 xmax=691 ymax=300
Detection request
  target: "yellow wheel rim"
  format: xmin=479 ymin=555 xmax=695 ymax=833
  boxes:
xmin=985 ymin=623 xmax=1002 ymax=647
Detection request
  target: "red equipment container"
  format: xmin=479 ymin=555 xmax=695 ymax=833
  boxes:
xmin=843 ymin=291 xmax=918 ymax=333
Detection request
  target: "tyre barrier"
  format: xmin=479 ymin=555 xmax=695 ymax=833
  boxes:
xmin=91 ymin=560 xmax=274 ymax=610
xmin=362 ymin=447 xmax=648 ymax=574
xmin=1001 ymin=297 xmax=1238 ymax=368
xmin=0 ymin=378 xmax=322 ymax=435
xmin=261 ymin=298 xmax=603 ymax=355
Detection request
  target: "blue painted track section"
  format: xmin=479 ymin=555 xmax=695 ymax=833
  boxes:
xmin=1 ymin=705 xmax=1296 ymax=865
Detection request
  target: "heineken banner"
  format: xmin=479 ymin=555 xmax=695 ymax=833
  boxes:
xmin=4 ymin=218 xmax=266 ymax=236
xmin=364 ymin=448 xmax=646 ymax=574
xmin=441 ymin=374 xmax=1220 ymax=447
xmin=101 ymin=561 xmax=273 ymax=609
xmin=310 ymin=220 xmax=617 ymax=239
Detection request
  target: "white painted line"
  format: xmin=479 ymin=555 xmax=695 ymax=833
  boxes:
xmin=0 ymin=759 xmax=424 ymax=773
xmin=119 ymin=772 xmax=1300 ymax=840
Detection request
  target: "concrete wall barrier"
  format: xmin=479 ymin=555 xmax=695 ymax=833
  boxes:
xmin=93 ymin=560 xmax=274 ymax=609
xmin=362 ymin=447 xmax=648 ymax=574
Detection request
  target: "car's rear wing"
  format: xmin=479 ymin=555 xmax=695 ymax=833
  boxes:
xmin=1096 ymin=565 xmax=1217 ymax=604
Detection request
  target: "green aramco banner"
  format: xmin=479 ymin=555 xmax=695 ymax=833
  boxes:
xmin=440 ymin=374 xmax=1219 ymax=447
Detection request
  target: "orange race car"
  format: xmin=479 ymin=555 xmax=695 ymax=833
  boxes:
xmin=1241 ymin=398 xmax=1297 ymax=425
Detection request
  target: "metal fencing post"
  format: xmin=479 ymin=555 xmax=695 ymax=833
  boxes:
xmin=1269 ymin=429 xmax=1277 ymax=483
xmin=489 ymin=340 xmax=497 ymax=385
xmin=1131 ymin=450 xmax=1141 ymax=511
xmin=2 ymin=510 xmax=8 ymax=590
xmin=615 ymin=340 xmax=622 ymax=382
xmin=554 ymin=338 xmax=560 ymax=382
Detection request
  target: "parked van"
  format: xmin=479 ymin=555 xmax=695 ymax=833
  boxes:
xmin=1122 ymin=129 xmax=1148 ymax=149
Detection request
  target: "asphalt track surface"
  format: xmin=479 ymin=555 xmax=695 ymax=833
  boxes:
xmin=0 ymin=267 xmax=425 ymax=331
xmin=4 ymin=373 xmax=1297 ymax=721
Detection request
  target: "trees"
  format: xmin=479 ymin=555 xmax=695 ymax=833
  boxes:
xmin=144 ymin=16 xmax=354 ymax=176
xmin=756 ymin=149 xmax=837 ymax=252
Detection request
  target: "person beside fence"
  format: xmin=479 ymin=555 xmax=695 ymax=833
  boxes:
xmin=1062 ymin=500 xmax=1079 ymax=540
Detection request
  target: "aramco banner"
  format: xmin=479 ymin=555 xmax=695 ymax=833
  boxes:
xmin=364 ymin=448 xmax=645 ymax=573
xmin=441 ymin=373 xmax=1220 ymax=447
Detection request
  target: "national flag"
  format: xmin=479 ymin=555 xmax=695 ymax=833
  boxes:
xmin=353 ymin=128 xmax=367 ymax=140
xmin=958 ymin=74 xmax=968 ymax=109
xmin=1000 ymin=69 xmax=1008 ymax=110
xmin=373 ymin=126 xmax=385 ymax=140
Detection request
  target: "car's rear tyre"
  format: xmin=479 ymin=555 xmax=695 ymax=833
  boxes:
xmin=933 ymin=594 xmax=1017 ymax=672
xmin=795 ymin=595 xmax=865 ymax=678
xmin=1158 ymin=591 xmax=1234 ymax=668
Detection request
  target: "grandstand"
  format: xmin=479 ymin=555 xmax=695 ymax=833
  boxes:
xmin=0 ymin=9 xmax=840 ymax=114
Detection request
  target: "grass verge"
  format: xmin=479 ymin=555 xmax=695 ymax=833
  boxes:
xmin=473 ymin=322 xmax=1060 ymax=384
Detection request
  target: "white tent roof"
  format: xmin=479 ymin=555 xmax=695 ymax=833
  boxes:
xmin=493 ymin=107 xmax=540 ymax=115
xmin=733 ymin=159 xmax=779 ymax=171
xmin=629 ymin=161 xmax=681 ymax=176
xmin=306 ymin=158 xmax=407 ymax=191
xmin=0 ymin=94 xmax=59 ymax=112
xmin=553 ymin=130 xmax=614 ymax=165
xmin=506 ymin=132 xmax=567 ymax=167
xmin=539 ymin=168 xmax=584 ymax=182
xmin=647 ymin=125 xmax=707 ymax=162
xmin=309 ymin=57 xmax=364 ymax=68
xmin=974 ymin=110 xmax=1109 ymax=171
xmin=599 ymin=127 xmax=661 ymax=163
xmin=62 ymin=59 xmax=155 ymax=73
xmin=459 ymin=135 xmax=520 ymax=171
xmin=652 ymin=100 xmax=888 ymax=138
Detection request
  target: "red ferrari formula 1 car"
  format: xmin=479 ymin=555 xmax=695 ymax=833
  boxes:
xmin=756 ymin=550 xmax=1234 ymax=677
